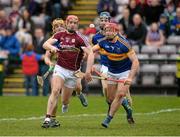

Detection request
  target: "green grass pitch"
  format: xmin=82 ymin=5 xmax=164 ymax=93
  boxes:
xmin=0 ymin=95 xmax=180 ymax=136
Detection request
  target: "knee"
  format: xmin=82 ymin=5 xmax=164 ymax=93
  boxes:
xmin=107 ymin=96 xmax=114 ymax=103
xmin=51 ymin=88 xmax=60 ymax=97
xmin=116 ymin=92 xmax=125 ymax=99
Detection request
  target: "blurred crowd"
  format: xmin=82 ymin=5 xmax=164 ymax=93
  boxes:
xmin=0 ymin=0 xmax=180 ymax=58
xmin=0 ymin=0 xmax=74 ymax=54
xmin=95 ymin=0 xmax=180 ymax=46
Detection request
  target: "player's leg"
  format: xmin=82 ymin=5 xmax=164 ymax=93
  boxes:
xmin=106 ymin=83 xmax=117 ymax=114
xmin=126 ymin=89 xmax=132 ymax=106
xmin=42 ymin=75 xmax=64 ymax=128
xmin=61 ymin=74 xmax=79 ymax=113
xmin=102 ymin=83 xmax=129 ymax=128
xmin=61 ymin=86 xmax=74 ymax=113
xmin=75 ymin=78 xmax=88 ymax=107
xmin=100 ymin=65 xmax=108 ymax=97
xmin=101 ymin=79 xmax=107 ymax=97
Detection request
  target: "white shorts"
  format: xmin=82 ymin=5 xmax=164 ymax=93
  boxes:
xmin=107 ymin=70 xmax=130 ymax=84
xmin=53 ymin=65 xmax=78 ymax=89
xmin=100 ymin=65 xmax=108 ymax=75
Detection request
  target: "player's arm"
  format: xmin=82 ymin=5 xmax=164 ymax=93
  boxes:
xmin=92 ymin=44 xmax=101 ymax=52
xmin=126 ymin=50 xmax=139 ymax=85
xmin=44 ymin=51 xmax=55 ymax=67
xmin=81 ymin=46 xmax=94 ymax=82
xmin=43 ymin=37 xmax=59 ymax=53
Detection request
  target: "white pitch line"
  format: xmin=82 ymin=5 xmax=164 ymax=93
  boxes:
xmin=0 ymin=108 xmax=180 ymax=122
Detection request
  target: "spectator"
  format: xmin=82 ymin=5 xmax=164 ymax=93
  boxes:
xmin=17 ymin=7 xmax=34 ymax=34
xmin=163 ymin=1 xmax=176 ymax=23
xmin=61 ymin=0 xmax=72 ymax=18
xmin=144 ymin=0 xmax=164 ymax=25
xmin=0 ymin=8 xmax=9 ymax=29
xmin=171 ymin=7 xmax=180 ymax=35
xmin=0 ymin=24 xmax=20 ymax=74
xmin=0 ymin=24 xmax=20 ymax=56
xmin=115 ymin=0 xmax=129 ymax=14
xmin=9 ymin=0 xmax=22 ymax=30
xmin=159 ymin=13 xmax=171 ymax=38
xmin=118 ymin=23 xmax=126 ymax=37
xmin=21 ymin=44 xmax=43 ymax=96
xmin=51 ymin=0 xmax=61 ymax=19
xmin=33 ymin=27 xmax=49 ymax=96
xmin=127 ymin=14 xmax=147 ymax=45
xmin=145 ymin=22 xmax=165 ymax=47
xmin=118 ymin=8 xmax=132 ymax=34
xmin=15 ymin=7 xmax=34 ymax=50
xmin=25 ymin=0 xmax=42 ymax=16
xmin=128 ymin=0 xmax=143 ymax=19
xmin=97 ymin=0 xmax=118 ymax=17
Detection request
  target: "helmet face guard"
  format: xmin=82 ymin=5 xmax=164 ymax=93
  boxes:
xmin=99 ymin=12 xmax=111 ymax=30
xmin=66 ymin=15 xmax=79 ymax=33
xmin=99 ymin=12 xmax=111 ymax=20
xmin=104 ymin=23 xmax=119 ymax=39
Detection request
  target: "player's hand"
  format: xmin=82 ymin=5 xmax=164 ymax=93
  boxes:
xmin=91 ymin=66 xmax=96 ymax=72
xmin=84 ymin=72 xmax=92 ymax=82
xmin=49 ymin=62 xmax=55 ymax=67
xmin=50 ymin=46 xmax=59 ymax=53
xmin=124 ymin=78 xmax=132 ymax=86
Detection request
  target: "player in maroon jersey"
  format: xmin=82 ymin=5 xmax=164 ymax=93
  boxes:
xmin=44 ymin=18 xmax=88 ymax=123
xmin=42 ymin=15 xmax=94 ymax=128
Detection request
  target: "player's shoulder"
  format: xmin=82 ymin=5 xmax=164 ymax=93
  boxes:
xmin=117 ymin=33 xmax=128 ymax=42
xmin=93 ymin=31 xmax=103 ymax=39
xmin=53 ymin=31 xmax=66 ymax=37
xmin=116 ymin=34 xmax=131 ymax=49
xmin=76 ymin=31 xmax=88 ymax=40
xmin=93 ymin=32 xmax=105 ymax=43
xmin=75 ymin=31 xmax=90 ymax=46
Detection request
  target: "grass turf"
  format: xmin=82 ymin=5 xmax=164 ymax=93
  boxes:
xmin=0 ymin=95 xmax=180 ymax=136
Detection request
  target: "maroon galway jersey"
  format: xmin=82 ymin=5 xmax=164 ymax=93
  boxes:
xmin=53 ymin=31 xmax=90 ymax=71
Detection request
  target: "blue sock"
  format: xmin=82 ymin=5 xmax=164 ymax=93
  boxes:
xmin=104 ymin=115 xmax=113 ymax=124
xmin=107 ymin=115 xmax=113 ymax=120
xmin=121 ymin=98 xmax=131 ymax=112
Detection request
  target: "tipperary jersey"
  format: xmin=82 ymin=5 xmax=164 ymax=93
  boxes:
xmin=92 ymin=32 xmax=108 ymax=66
xmin=98 ymin=34 xmax=133 ymax=74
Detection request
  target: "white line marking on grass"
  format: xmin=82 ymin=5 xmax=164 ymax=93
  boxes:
xmin=0 ymin=108 xmax=180 ymax=122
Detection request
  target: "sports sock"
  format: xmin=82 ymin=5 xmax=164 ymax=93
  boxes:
xmin=106 ymin=115 xmax=113 ymax=122
xmin=121 ymin=98 xmax=131 ymax=112
xmin=45 ymin=114 xmax=51 ymax=122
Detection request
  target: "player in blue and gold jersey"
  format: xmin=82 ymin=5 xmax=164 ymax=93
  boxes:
xmin=92 ymin=11 xmax=110 ymax=97
xmin=93 ymin=23 xmax=139 ymax=128
xmin=92 ymin=12 xmax=134 ymax=125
